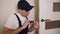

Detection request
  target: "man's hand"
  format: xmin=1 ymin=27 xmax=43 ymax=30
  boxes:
xmin=22 ymin=20 xmax=30 ymax=29
xmin=34 ymin=21 xmax=39 ymax=29
xmin=28 ymin=21 xmax=39 ymax=32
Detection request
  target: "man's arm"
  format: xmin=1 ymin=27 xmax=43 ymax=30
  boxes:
xmin=3 ymin=20 xmax=30 ymax=34
xmin=3 ymin=26 xmax=24 ymax=34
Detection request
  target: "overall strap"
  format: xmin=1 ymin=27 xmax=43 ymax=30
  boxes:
xmin=26 ymin=17 xmax=28 ymax=20
xmin=15 ymin=13 xmax=28 ymax=34
xmin=15 ymin=13 xmax=22 ymax=27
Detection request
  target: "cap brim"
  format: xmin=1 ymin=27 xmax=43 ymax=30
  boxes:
xmin=26 ymin=6 xmax=34 ymax=11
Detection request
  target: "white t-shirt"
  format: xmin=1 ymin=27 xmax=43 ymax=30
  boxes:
xmin=4 ymin=13 xmax=27 ymax=29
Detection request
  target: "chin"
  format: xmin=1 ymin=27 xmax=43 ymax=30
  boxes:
xmin=24 ymin=15 xmax=28 ymax=17
xmin=23 ymin=15 xmax=27 ymax=17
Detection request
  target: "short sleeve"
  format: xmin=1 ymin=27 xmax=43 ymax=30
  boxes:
xmin=4 ymin=14 xmax=19 ymax=29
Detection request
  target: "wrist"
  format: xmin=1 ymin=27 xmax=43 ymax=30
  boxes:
xmin=20 ymin=26 xmax=25 ymax=30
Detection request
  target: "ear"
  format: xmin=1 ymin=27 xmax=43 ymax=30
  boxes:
xmin=18 ymin=9 xmax=22 ymax=13
xmin=18 ymin=9 xmax=21 ymax=11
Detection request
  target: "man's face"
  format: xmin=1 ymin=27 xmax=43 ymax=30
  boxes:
xmin=22 ymin=10 xmax=30 ymax=17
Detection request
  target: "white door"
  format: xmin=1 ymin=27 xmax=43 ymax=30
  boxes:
xmin=39 ymin=0 xmax=60 ymax=34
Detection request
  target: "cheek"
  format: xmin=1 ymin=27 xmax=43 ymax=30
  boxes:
xmin=25 ymin=13 xmax=29 ymax=16
xmin=24 ymin=12 xmax=28 ymax=16
xmin=24 ymin=12 xmax=30 ymax=16
xmin=26 ymin=13 xmax=28 ymax=16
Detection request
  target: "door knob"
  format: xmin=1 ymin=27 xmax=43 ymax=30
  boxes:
xmin=41 ymin=19 xmax=50 ymax=22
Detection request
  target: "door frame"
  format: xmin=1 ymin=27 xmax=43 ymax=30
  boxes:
xmin=34 ymin=0 xmax=39 ymax=34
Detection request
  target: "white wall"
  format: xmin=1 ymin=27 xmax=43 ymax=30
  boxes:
xmin=39 ymin=0 xmax=60 ymax=34
xmin=0 ymin=0 xmax=19 ymax=34
xmin=0 ymin=0 xmax=35 ymax=34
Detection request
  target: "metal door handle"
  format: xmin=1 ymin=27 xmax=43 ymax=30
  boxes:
xmin=41 ymin=19 xmax=50 ymax=22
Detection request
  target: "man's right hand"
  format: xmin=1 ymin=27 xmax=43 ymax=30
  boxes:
xmin=21 ymin=20 xmax=30 ymax=29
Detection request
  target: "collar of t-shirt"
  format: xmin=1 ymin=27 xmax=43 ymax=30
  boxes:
xmin=16 ymin=13 xmax=27 ymax=25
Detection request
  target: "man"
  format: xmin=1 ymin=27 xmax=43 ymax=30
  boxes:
xmin=3 ymin=0 xmax=39 ymax=34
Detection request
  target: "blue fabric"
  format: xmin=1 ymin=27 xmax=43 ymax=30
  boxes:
xmin=18 ymin=0 xmax=33 ymax=11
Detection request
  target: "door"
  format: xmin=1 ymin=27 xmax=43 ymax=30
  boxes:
xmin=39 ymin=0 xmax=60 ymax=34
